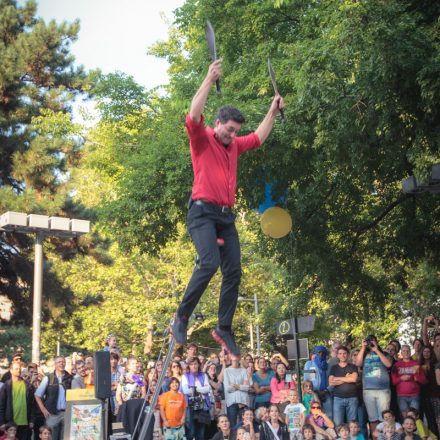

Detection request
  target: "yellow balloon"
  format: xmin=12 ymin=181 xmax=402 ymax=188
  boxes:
xmin=260 ymin=207 xmax=292 ymax=239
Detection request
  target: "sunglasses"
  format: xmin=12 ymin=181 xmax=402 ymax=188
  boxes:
xmin=311 ymin=406 xmax=321 ymax=409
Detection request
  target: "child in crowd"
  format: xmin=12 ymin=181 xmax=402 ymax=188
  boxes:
xmin=159 ymin=377 xmax=187 ymax=440
xmin=302 ymin=381 xmax=320 ymax=415
xmin=39 ymin=426 xmax=52 ymax=440
xmin=303 ymin=424 xmax=316 ymax=440
xmin=237 ymin=426 xmax=251 ymax=440
xmin=337 ymin=424 xmax=350 ymax=440
xmin=374 ymin=410 xmax=403 ymax=438
xmin=406 ymin=408 xmax=437 ymax=440
xmin=349 ymin=420 xmax=364 ymax=440
xmin=378 ymin=423 xmax=400 ymax=440
xmin=0 ymin=423 xmax=17 ymax=440
xmin=400 ymin=417 xmax=422 ymax=440
xmin=284 ymin=389 xmax=306 ymax=439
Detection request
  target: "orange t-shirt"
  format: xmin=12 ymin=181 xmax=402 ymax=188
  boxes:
xmin=159 ymin=390 xmax=187 ymax=427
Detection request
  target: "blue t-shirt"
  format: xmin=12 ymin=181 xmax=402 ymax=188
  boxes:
xmin=362 ymin=352 xmax=390 ymax=390
xmin=252 ymin=370 xmax=274 ymax=404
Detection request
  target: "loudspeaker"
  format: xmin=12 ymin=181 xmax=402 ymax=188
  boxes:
xmin=94 ymin=351 xmax=112 ymax=399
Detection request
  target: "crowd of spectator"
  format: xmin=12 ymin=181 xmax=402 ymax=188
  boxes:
xmin=0 ymin=316 xmax=439 ymax=440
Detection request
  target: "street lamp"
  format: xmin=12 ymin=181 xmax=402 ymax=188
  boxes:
xmin=238 ymin=292 xmax=261 ymax=356
xmin=0 ymin=211 xmax=90 ymax=363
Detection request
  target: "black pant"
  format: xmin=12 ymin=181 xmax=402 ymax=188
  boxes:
xmin=177 ymin=201 xmax=241 ymax=327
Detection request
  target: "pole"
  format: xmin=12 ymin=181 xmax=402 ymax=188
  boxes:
xmin=294 ymin=317 xmax=302 ymax=401
xmin=32 ymin=231 xmax=44 ymax=364
xmin=249 ymin=323 xmax=254 ymax=353
xmin=254 ymin=292 xmax=261 ymax=356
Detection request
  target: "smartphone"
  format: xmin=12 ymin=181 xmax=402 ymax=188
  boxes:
xmin=286 ymin=370 xmax=292 ymax=383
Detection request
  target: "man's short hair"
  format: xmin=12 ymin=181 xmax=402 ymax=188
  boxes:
xmin=382 ymin=409 xmax=394 ymax=417
xmin=110 ymin=352 xmax=120 ymax=361
xmin=75 ymin=360 xmax=85 ymax=368
xmin=187 ymin=343 xmax=198 ymax=350
xmin=338 ymin=346 xmax=349 ymax=354
xmin=217 ymin=106 xmax=245 ymax=124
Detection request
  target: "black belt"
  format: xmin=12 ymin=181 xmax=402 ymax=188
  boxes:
xmin=193 ymin=199 xmax=232 ymax=213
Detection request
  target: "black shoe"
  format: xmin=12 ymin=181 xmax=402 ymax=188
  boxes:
xmin=171 ymin=315 xmax=188 ymax=345
xmin=211 ymin=327 xmax=241 ymax=356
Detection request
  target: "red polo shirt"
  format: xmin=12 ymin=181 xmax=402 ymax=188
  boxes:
xmin=186 ymin=114 xmax=261 ymax=207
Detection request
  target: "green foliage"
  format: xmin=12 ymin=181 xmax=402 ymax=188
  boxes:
xmin=0 ymin=325 xmax=31 ymax=363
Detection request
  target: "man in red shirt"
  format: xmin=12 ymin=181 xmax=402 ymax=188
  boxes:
xmin=171 ymin=59 xmax=285 ymax=355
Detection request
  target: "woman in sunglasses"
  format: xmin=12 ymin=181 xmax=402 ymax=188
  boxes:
xmin=306 ymin=401 xmax=336 ymax=440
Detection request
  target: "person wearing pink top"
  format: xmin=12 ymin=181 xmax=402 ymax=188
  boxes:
xmin=270 ymin=363 xmax=296 ymax=413
xmin=391 ymin=344 xmax=427 ymax=418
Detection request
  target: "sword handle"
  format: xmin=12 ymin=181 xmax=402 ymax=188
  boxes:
xmin=215 ymin=79 xmax=221 ymax=94
xmin=280 ymin=108 xmax=286 ymax=122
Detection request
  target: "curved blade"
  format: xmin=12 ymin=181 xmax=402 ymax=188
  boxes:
xmin=268 ymin=58 xmax=285 ymax=122
xmin=205 ymin=20 xmax=217 ymax=61
xmin=268 ymin=59 xmax=279 ymax=95
xmin=205 ymin=20 xmax=220 ymax=94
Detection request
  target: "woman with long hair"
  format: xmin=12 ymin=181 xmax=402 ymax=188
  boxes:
xmin=259 ymin=404 xmax=289 ymax=440
xmin=270 ymin=363 xmax=295 ymax=414
xmin=182 ymin=357 xmax=212 ymax=440
xmin=412 ymin=339 xmax=424 ymax=361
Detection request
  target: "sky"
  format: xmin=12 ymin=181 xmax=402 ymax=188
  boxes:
xmin=36 ymin=0 xmax=185 ymax=90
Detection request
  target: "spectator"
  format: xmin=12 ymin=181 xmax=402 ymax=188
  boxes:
xmin=433 ymin=363 xmax=440 ymax=436
xmin=336 ymin=423 xmax=349 ymax=440
xmin=306 ymin=401 xmax=336 ymax=440
xmin=244 ymin=355 xmax=254 ymax=369
xmin=304 ymin=347 xmax=332 ymax=417
xmin=329 ymin=346 xmax=358 ymax=426
xmin=412 ymin=340 xmax=424 ymax=362
xmin=355 ymin=336 xmax=392 ymax=435
xmin=234 ymin=407 xmax=258 ymax=438
xmin=38 ymin=426 xmax=52 ymax=440
xmin=303 ymin=424 xmax=316 ymax=440
xmin=224 ymin=355 xmax=251 ymax=426
xmin=159 ymin=377 xmax=187 ymax=440
xmin=163 ymin=361 xmax=183 ymax=394
xmin=182 ymin=357 xmax=211 ymax=440
xmin=71 ymin=361 xmax=87 ymax=389
xmin=255 ymin=406 xmax=269 ymax=425
xmin=206 ymin=361 xmax=222 ymax=429
xmin=29 ymin=377 xmax=44 ymax=440
xmin=391 ymin=345 xmax=427 ymax=417
xmin=270 ymin=363 xmax=295 ymax=413
xmin=378 ymin=423 xmax=400 ymax=440
xmin=210 ymin=414 xmax=236 ymax=440
xmin=237 ymin=426 xmax=252 ymax=440
xmin=302 ymin=381 xmax=320 ymax=415
xmin=259 ymin=404 xmax=289 ymax=440
xmin=34 ymin=356 xmax=71 ymax=440
xmin=283 ymin=389 xmax=306 ymax=439
xmin=374 ymin=410 xmax=403 ymax=439
xmin=406 ymin=407 xmax=437 ymax=440
xmin=185 ymin=344 xmax=198 ymax=367
xmin=0 ymin=422 xmax=17 ymax=440
xmin=390 ymin=341 xmax=401 ymax=361
xmin=253 ymin=358 xmax=274 ymax=409
xmin=103 ymin=334 xmax=119 ymax=353
xmin=270 ymin=353 xmax=289 ymax=372
xmin=110 ymin=353 xmax=122 ymax=415
xmin=1 ymin=354 xmax=23 ymax=384
xmin=348 ymin=421 xmax=364 ymax=440
xmin=115 ymin=356 xmax=146 ymax=412
xmin=400 ymin=417 xmax=422 ymax=440
xmin=0 ymin=361 xmax=34 ymax=440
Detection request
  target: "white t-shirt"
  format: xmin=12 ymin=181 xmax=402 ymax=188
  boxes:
xmin=284 ymin=402 xmax=306 ymax=432
xmin=376 ymin=422 xmax=402 ymax=432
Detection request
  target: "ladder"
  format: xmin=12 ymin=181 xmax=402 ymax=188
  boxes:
xmin=136 ymin=334 xmax=176 ymax=440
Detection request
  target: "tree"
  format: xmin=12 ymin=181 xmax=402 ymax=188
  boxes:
xmin=0 ymin=0 xmax=88 ymax=323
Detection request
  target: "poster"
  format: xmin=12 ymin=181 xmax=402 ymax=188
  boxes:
xmin=65 ymin=400 xmax=103 ymax=440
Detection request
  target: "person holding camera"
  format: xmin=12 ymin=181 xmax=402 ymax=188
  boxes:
xmin=182 ymin=357 xmax=212 ymax=440
xmin=355 ymin=336 xmax=392 ymax=436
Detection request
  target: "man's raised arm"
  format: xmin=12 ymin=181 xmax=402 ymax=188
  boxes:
xmin=255 ymin=95 xmax=285 ymax=144
xmin=189 ymin=59 xmax=222 ymax=123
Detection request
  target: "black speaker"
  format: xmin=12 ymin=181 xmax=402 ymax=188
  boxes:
xmin=94 ymin=351 xmax=112 ymax=399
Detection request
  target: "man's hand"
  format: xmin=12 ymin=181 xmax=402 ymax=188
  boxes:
xmin=206 ymin=59 xmax=222 ymax=85
xmin=42 ymin=408 xmax=51 ymax=418
xmin=269 ymin=94 xmax=285 ymax=116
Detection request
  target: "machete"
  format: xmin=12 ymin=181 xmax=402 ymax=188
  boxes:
xmin=268 ymin=58 xmax=285 ymax=122
xmin=205 ymin=20 xmax=221 ymax=94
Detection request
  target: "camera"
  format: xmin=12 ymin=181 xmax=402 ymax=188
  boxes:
xmin=365 ymin=335 xmax=375 ymax=348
